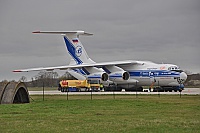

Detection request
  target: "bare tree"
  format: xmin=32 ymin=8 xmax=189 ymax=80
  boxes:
xmin=19 ymin=76 xmax=27 ymax=82
xmin=59 ymin=71 xmax=75 ymax=80
xmin=32 ymin=71 xmax=59 ymax=87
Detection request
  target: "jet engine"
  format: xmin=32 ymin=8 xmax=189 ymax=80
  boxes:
xmin=87 ymin=72 xmax=109 ymax=81
xmin=109 ymin=71 xmax=130 ymax=81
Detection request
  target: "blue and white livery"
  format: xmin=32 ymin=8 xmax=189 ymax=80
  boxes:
xmin=13 ymin=30 xmax=187 ymax=91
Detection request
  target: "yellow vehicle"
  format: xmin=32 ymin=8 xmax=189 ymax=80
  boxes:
xmin=88 ymin=80 xmax=101 ymax=92
xmin=58 ymin=80 xmax=100 ymax=92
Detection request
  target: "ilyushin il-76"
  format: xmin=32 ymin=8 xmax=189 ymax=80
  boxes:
xmin=14 ymin=31 xmax=187 ymax=92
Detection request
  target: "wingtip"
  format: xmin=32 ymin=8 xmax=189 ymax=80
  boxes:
xmin=13 ymin=70 xmax=22 ymax=72
xmin=84 ymin=32 xmax=93 ymax=36
xmin=32 ymin=31 xmax=40 ymax=33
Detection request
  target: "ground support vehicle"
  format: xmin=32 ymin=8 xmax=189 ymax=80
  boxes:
xmin=88 ymin=80 xmax=101 ymax=92
xmin=58 ymin=80 xmax=100 ymax=92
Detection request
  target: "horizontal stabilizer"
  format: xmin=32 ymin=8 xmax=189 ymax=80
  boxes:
xmin=32 ymin=31 xmax=93 ymax=36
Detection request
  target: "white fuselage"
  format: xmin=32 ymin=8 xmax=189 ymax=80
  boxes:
xmin=115 ymin=61 xmax=187 ymax=88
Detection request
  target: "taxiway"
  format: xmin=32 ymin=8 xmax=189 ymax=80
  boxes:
xmin=29 ymin=88 xmax=200 ymax=95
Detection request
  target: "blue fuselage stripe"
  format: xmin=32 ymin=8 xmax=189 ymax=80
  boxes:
xmin=74 ymin=69 xmax=180 ymax=78
xmin=129 ymin=70 xmax=180 ymax=77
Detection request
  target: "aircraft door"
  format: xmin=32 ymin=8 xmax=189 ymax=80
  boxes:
xmin=149 ymin=71 xmax=156 ymax=83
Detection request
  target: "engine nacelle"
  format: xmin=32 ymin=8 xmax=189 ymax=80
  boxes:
xmin=87 ymin=72 xmax=109 ymax=81
xmin=109 ymin=71 xmax=130 ymax=81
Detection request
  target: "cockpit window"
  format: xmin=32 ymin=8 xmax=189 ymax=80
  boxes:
xmin=168 ymin=66 xmax=183 ymax=72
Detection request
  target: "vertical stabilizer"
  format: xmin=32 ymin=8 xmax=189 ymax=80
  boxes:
xmin=63 ymin=35 xmax=95 ymax=65
xmin=32 ymin=31 xmax=95 ymax=65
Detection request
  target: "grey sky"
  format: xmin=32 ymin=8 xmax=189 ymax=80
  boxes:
xmin=0 ymin=0 xmax=200 ymax=81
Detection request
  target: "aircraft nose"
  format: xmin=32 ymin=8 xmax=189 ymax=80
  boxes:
xmin=180 ymin=72 xmax=187 ymax=82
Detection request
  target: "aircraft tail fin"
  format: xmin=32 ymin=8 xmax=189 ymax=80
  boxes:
xmin=32 ymin=31 xmax=95 ymax=65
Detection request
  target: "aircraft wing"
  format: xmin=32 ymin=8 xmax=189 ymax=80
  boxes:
xmin=13 ymin=60 xmax=139 ymax=72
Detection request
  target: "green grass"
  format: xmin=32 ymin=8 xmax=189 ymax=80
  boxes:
xmin=0 ymin=95 xmax=200 ymax=133
xmin=27 ymin=87 xmax=58 ymax=91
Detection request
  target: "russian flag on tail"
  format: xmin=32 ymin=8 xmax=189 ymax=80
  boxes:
xmin=72 ymin=39 xmax=79 ymax=44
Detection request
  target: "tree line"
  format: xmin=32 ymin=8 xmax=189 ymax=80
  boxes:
xmin=1 ymin=71 xmax=76 ymax=87
xmin=28 ymin=71 xmax=77 ymax=87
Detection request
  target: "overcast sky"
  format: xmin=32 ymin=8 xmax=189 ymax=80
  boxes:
xmin=0 ymin=0 xmax=200 ymax=81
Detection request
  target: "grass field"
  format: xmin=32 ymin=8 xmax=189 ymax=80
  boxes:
xmin=27 ymin=87 xmax=58 ymax=91
xmin=0 ymin=95 xmax=200 ymax=133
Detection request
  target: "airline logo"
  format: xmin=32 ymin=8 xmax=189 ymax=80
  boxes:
xmin=76 ymin=46 xmax=82 ymax=57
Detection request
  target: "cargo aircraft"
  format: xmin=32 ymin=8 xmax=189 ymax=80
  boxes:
xmin=14 ymin=31 xmax=187 ymax=91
